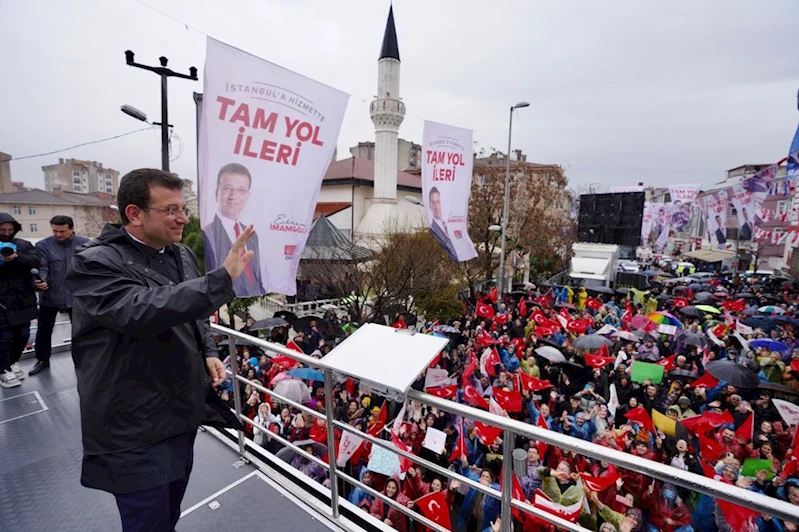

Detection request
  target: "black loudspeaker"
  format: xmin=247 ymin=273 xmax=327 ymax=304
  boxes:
xmin=578 ymin=192 xmax=644 ymax=247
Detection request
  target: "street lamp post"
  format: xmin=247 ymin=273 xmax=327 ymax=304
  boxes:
xmin=497 ymin=101 xmax=529 ymax=296
xmin=123 ymin=51 xmax=198 ymax=172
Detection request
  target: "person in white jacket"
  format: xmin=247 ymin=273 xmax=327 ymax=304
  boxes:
xmin=253 ymin=403 xmax=281 ymax=446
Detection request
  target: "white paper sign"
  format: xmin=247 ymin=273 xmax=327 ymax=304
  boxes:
xmin=199 ymin=37 xmax=349 ymax=296
xmin=421 ymin=120 xmax=478 ymax=262
xmin=424 ymin=368 xmax=451 ymax=389
xmin=773 ymin=399 xmax=799 ymax=426
xmin=422 ymin=427 xmax=447 ymax=455
xmin=336 ymin=430 xmax=364 ymax=467
xmin=657 ymin=324 xmax=677 ymax=336
xmin=367 ymin=443 xmax=401 ymax=477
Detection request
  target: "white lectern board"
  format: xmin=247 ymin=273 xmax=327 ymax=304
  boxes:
xmin=320 ymin=324 xmax=449 ymax=401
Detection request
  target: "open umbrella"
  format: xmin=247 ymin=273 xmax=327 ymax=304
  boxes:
xmin=677 ymin=331 xmax=709 ymax=348
xmin=749 ymin=339 xmax=790 ymax=353
xmin=276 ymin=439 xmax=328 ymax=464
xmin=742 ymin=308 xmax=760 ymax=316
xmin=341 ymin=322 xmax=360 ymax=334
xmin=656 ymin=293 xmax=672 ymax=301
xmin=534 ymin=346 xmax=566 ymax=363
xmin=673 ymin=286 xmax=690 ymax=293
xmin=250 ymin=317 xmax=290 ymax=331
xmin=706 ymin=360 xmax=760 ymax=388
xmin=678 ymin=306 xmax=703 ymax=318
xmin=613 ymin=330 xmax=640 ymax=342
xmin=433 ymin=324 xmax=461 ymax=334
xmin=647 ymin=311 xmax=683 ymax=328
xmin=693 ymin=292 xmax=715 ymax=302
xmin=633 ymin=329 xmax=658 ymax=342
xmin=733 ymin=293 xmax=757 ymax=300
xmin=294 ymin=316 xmax=326 ymax=332
xmin=669 ymin=369 xmax=698 ymax=379
xmin=694 ymin=305 xmax=721 ymax=315
xmin=756 ymin=381 xmax=799 ymax=397
xmin=588 ymin=286 xmax=616 ymax=295
xmin=272 ymin=379 xmax=311 ymax=403
xmin=615 ymin=287 xmax=631 ymax=295
xmin=273 ymin=310 xmax=299 ymax=325
xmin=758 ymin=306 xmax=786 ymax=314
xmin=572 ymin=334 xmax=613 ymax=350
xmin=637 ymin=351 xmax=660 ymax=362
xmin=536 ymin=336 xmax=565 ymax=349
xmin=631 ymin=315 xmax=653 ymax=330
xmin=773 ymin=316 xmax=799 ymax=326
xmin=287 ymin=367 xmax=325 ymax=382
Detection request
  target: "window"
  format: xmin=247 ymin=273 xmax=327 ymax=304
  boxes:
xmin=73 ymin=177 xmax=82 ymax=184
xmin=106 ymin=187 xmax=113 ymax=193
xmin=28 ymin=206 xmax=36 ymax=215
xmin=29 ymin=223 xmax=38 ymax=233
xmin=478 ymin=174 xmax=486 ymax=186
xmin=72 ymin=170 xmax=80 ymax=177
xmin=74 ymin=184 xmax=82 ymax=192
xmin=12 ymin=205 xmax=21 ymax=215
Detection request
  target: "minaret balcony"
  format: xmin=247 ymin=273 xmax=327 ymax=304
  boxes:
xmin=369 ymin=98 xmax=406 ymax=117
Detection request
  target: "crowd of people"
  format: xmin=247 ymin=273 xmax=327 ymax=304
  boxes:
xmin=218 ymin=271 xmax=799 ymax=532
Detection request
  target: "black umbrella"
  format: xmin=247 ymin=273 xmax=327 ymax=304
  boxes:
xmin=555 ymin=302 xmax=576 ymax=310
xmin=536 ymin=336 xmax=565 ymax=349
xmin=250 ymin=317 xmax=290 ymax=331
xmin=688 ymin=284 xmax=703 ymax=290
xmin=678 ymin=306 xmax=703 ymax=318
xmin=733 ymin=293 xmax=757 ymax=300
xmin=588 ymin=286 xmax=616 ymax=295
xmin=694 ymin=292 xmax=715 ymax=301
xmin=649 ymin=281 xmax=664 ymax=288
xmin=637 ymin=352 xmax=660 ymax=362
xmin=294 ymin=315 xmax=324 ymax=332
xmin=677 ymin=331 xmax=709 ymax=348
xmin=656 ymin=293 xmax=671 ymax=301
xmin=705 ymin=360 xmax=760 ymax=388
xmin=633 ymin=329 xmax=658 ymax=342
xmin=273 ymin=310 xmax=299 ymax=324
xmin=741 ymin=308 xmax=760 ymax=316
xmin=756 ymin=381 xmax=799 ymax=397
xmin=510 ymin=290 xmax=528 ymax=297
xmin=615 ymin=287 xmax=631 ymax=295
xmin=572 ymin=334 xmax=613 ymax=350
xmin=669 ymin=369 xmax=698 ymax=379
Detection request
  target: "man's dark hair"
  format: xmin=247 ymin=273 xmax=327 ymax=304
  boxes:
xmin=117 ymin=169 xmax=183 ymax=225
xmin=217 ymin=162 xmax=252 ymax=190
xmin=428 ymin=186 xmax=440 ymax=200
xmin=50 ymin=215 xmax=74 ymax=229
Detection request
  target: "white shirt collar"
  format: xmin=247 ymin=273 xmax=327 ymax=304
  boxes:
xmin=124 ymin=228 xmax=165 ymax=253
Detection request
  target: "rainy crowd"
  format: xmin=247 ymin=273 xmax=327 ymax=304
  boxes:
xmin=215 ymin=273 xmax=799 ymax=532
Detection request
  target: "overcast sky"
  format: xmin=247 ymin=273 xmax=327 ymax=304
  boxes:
xmin=1 ymin=0 xmax=798 ymax=192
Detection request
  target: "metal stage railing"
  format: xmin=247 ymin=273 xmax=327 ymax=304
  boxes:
xmin=211 ymin=323 xmax=799 ymax=531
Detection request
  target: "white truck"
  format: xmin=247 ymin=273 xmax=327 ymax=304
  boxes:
xmin=569 ymin=243 xmax=620 ymax=288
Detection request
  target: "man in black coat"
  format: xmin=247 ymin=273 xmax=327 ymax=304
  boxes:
xmin=66 ymin=169 xmax=255 ymax=532
xmin=428 ymin=186 xmax=457 ymax=261
xmin=202 ymin=162 xmax=266 ymax=296
xmin=0 ymin=212 xmax=40 ymax=387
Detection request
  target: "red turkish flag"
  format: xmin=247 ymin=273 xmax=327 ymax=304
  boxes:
xmin=655 ymin=354 xmax=676 ymax=371
xmin=474 ymin=422 xmax=502 ymax=446
xmin=413 ymin=490 xmax=452 ymax=530
xmin=535 ymin=413 xmax=550 ymax=457
xmin=425 ymin=385 xmax=458 ymax=400
xmin=584 ymin=353 xmax=615 ymax=369
xmin=286 ymin=340 xmax=304 ymax=353
xmin=720 ymin=299 xmax=746 ymax=313
xmin=673 ymin=297 xmax=689 ymax=308
xmin=476 ymin=330 xmax=498 ymax=348
xmin=494 ymin=388 xmax=523 ymax=412
xmin=560 ymin=307 xmax=572 ymax=321
xmin=480 ymin=347 xmax=501 ymax=377
xmin=509 ymin=337 xmax=526 ymax=358
xmin=449 ymin=424 xmax=467 ymax=463
xmin=494 ymin=313 xmax=511 ymax=326
xmin=534 ymin=325 xmax=558 ymax=338
xmin=625 ymin=406 xmax=655 ymax=433
xmin=566 ymin=319 xmax=589 ymax=335
xmin=461 ymin=378 xmax=489 ymax=409
xmin=621 ymin=302 xmax=633 ymax=329
xmin=498 ymin=471 xmax=528 ymax=521
xmin=585 ymin=297 xmax=603 ymax=311
xmin=271 ymin=355 xmax=300 ymax=369
xmin=391 ymin=317 xmax=407 ymax=329
xmin=595 ymin=343 xmax=610 ymax=358
xmin=542 ymin=318 xmax=562 ymax=331
xmin=711 ymin=323 xmax=727 ymax=338
xmin=534 ymin=295 xmax=550 ymax=308
xmin=476 ymin=302 xmax=496 ymax=319
xmin=698 ymin=433 xmax=726 ymax=461
xmin=735 ymin=412 xmax=754 ymax=443
xmin=690 ymin=372 xmax=720 ymax=389
xmin=791 ymin=359 xmax=799 ymax=373
xmin=519 ymin=298 xmax=528 ymax=317
xmin=489 ymin=286 xmax=498 ymax=303
xmin=680 ymin=411 xmax=733 ymax=434
xmin=531 ymin=308 xmax=547 ymax=325
xmin=579 ymin=469 xmax=620 ymax=492
xmin=518 ymin=372 xmax=552 ymax=392
xmin=532 ymin=490 xmax=583 ymax=523
xmin=389 ymin=432 xmax=414 ymax=473
xmin=367 ymin=402 xmax=388 ymax=437
xmin=463 ymin=351 xmax=477 ymax=379
xmin=717 ymin=500 xmax=759 ymax=531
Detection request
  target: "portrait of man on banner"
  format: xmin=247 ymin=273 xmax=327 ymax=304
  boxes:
xmin=428 ymin=186 xmax=457 ymax=260
xmin=729 ymin=184 xmax=755 ymax=242
xmin=202 ymin=162 xmax=266 ymax=296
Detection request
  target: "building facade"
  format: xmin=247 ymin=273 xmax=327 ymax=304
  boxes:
xmin=42 ymin=158 xmax=120 ymax=196
xmin=349 ymin=138 xmax=422 ymax=172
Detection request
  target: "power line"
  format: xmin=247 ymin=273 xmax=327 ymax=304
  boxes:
xmin=4 ymin=127 xmax=156 ymax=162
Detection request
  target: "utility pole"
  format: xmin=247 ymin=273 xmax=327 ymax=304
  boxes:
xmin=124 ymin=51 xmax=197 ymax=172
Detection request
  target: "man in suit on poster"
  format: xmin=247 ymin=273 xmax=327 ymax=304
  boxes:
xmin=740 ymin=206 xmax=753 ymax=241
xmin=203 ymin=162 xmax=266 ymax=296
xmin=428 ymin=186 xmax=457 ymax=261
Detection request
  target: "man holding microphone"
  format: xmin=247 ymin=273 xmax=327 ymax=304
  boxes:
xmin=67 ymin=169 xmax=256 ymax=532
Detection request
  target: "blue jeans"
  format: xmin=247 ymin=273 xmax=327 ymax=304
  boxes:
xmin=0 ymin=322 xmax=31 ymax=371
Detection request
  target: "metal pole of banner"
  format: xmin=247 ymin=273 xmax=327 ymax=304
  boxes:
xmin=160 ymin=73 xmax=170 ymax=172
xmin=323 ymin=369 xmax=341 ymax=519
xmin=500 ymin=429 xmax=514 ymax=532
xmin=498 ymin=101 xmax=528 ymax=296
xmin=227 ymin=335 xmax=246 ymax=457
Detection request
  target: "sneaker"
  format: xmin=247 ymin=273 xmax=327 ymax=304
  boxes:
xmin=1 ymin=370 xmax=21 ymax=388
xmin=10 ymin=363 xmax=25 ymax=380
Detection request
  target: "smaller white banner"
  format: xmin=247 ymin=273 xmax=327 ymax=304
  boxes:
xmin=657 ymin=324 xmax=677 ymax=336
xmin=773 ymin=399 xmax=799 ymax=426
xmin=424 ymin=368 xmax=451 ymax=389
xmin=336 ymin=430 xmax=364 ymax=467
xmin=422 ymin=427 xmax=447 ymax=454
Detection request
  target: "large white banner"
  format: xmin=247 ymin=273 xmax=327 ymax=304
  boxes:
xmin=641 ymin=203 xmax=655 ymax=245
xmin=421 ymin=121 xmax=478 ymax=262
xmin=728 ymin=184 xmax=756 ymax=241
xmin=702 ymin=193 xmax=728 ymax=246
xmin=199 ymin=37 xmax=349 ymax=296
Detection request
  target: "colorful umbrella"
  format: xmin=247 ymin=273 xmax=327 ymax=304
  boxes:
xmin=749 ymin=339 xmax=789 ymax=353
xmin=694 ymin=305 xmax=720 ymax=314
xmin=630 ymin=315 xmax=653 ymax=330
xmin=758 ymin=306 xmax=786 ymax=314
xmin=287 ymin=367 xmax=325 ymax=382
xmin=647 ymin=312 xmax=683 ymax=328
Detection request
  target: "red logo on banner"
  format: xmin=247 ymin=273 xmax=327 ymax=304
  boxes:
xmin=454 ymin=230 xmax=462 ymax=238
xmin=284 ymin=244 xmax=296 ymax=256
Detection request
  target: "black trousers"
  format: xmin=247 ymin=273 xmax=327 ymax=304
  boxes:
xmin=34 ymin=306 xmax=70 ymax=362
xmin=114 ymin=475 xmax=191 ymax=532
xmin=0 ymin=322 xmax=31 ymax=372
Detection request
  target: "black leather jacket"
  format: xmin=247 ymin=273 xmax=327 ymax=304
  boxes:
xmin=66 ymin=224 xmax=235 ymax=455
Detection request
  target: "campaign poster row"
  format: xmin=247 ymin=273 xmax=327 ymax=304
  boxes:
xmin=198 ymin=38 xmax=479 ymax=298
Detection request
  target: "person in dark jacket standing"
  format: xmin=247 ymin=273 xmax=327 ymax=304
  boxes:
xmin=66 ymin=169 xmax=256 ymax=532
xmin=30 ymin=215 xmax=89 ymax=376
xmin=0 ymin=212 xmax=40 ymax=388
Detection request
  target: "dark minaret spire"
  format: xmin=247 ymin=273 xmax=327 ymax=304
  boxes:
xmin=379 ymin=5 xmax=400 ymax=61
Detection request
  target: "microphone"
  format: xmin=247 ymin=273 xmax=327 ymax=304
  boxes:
xmin=31 ymin=268 xmax=44 ymax=282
